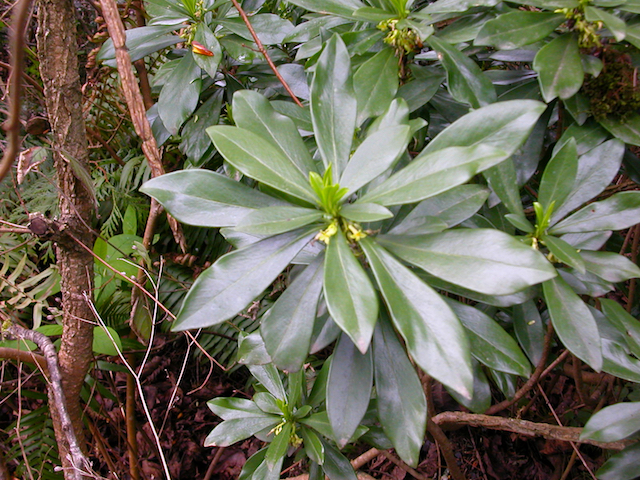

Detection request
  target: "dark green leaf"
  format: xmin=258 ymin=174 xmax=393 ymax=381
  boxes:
xmin=543 ymin=234 xmax=586 ymax=273
xmin=446 ymin=359 xmax=492 ymax=413
xmin=320 ymin=438 xmax=358 ymax=480
xmin=173 ymin=228 xmax=314 ymax=330
xmin=533 ymin=34 xmax=583 ymax=102
xmin=580 ymin=251 xmax=640 ymax=282
xmin=179 ymin=91 xmax=223 ymax=165
xmin=300 ymin=427 xmax=325 ymax=465
xmin=327 ymin=334 xmax=373 ymax=448
xmin=361 ymin=238 xmax=473 ymax=399
xmin=286 ymin=0 xmax=365 ymax=18
xmin=373 ymin=318 xmax=427 ymax=467
xmin=253 ymin=393 xmax=282 ymax=415
xmin=92 ymin=326 xmax=122 ymax=356
xmin=323 ymin=228 xmax=379 ymax=353
xmin=483 ymin=158 xmax=526 ymax=219
xmin=237 ymin=332 xmax=271 ymax=365
xmin=208 ymin=397 xmax=266 ymax=420
xmin=542 ymin=276 xmax=602 ymax=370
xmin=340 ymin=203 xmax=393 ymax=222
xmin=193 ymin=24 xmax=222 ymax=78
xmin=601 ymin=298 xmax=640 ymax=358
xmin=216 ymin=14 xmax=294 ymax=45
xmin=261 ymin=255 xmax=324 ymax=372
xmin=311 ymin=35 xmax=357 ymax=176
xmin=158 ymin=51 xmax=201 ymax=135
xmin=235 ymin=207 xmax=323 ymax=236
xmin=596 ymin=443 xmax=640 ymax=480
xmin=539 ymin=138 xmax=578 ymax=210
xmin=233 ymin=90 xmax=317 ymax=178
xmin=475 ymin=12 xmax=565 ymax=49
xmin=581 ymin=402 xmax=640 ymax=442
xmin=599 ymin=113 xmax=640 ymax=146
xmin=353 ymin=48 xmax=398 ymax=124
xmin=429 ymin=36 xmax=496 ymax=109
xmin=97 ymin=25 xmax=181 ymax=67
xmin=204 ymin=416 xmax=280 ymax=447
xmin=513 ymin=300 xmax=545 ymax=366
xmin=265 ymin=423 xmax=291 ymax=469
xmin=207 ymin=126 xmax=316 ymax=202
xmin=585 ymin=6 xmax=626 ymax=41
xmin=379 ymin=229 xmax=556 ymax=296
xmin=248 ymin=364 xmax=287 ymax=401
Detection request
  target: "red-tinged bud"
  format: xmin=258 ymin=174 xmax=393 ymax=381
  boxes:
xmin=192 ymin=41 xmax=214 ymax=56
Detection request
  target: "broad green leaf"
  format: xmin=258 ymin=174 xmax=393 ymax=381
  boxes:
xmin=253 ymin=393 xmax=282 ymax=415
xmin=353 ymin=6 xmax=396 ymax=21
xmin=429 ymin=36 xmax=496 ymax=109
xmin=323 ymin=228 xmax=379 ymax=352
xmin=265 ymin=423 xmax=291 ymax=469
xmin=207 ymin=126 xmax=316 ymax=202
xmin=596 ymin=443 xmax=640 ymax=480
xmin=173 ymin=228 xmax=314 ymax=330
xmin=389 ymin=185 xmax=490 ymax=234
xmin=272 ymin=100 xmax=313 ymax=132
xmin=359 ymin=144 xmax=509 ymax=206
xmin=533 ymin=33 xmax=583 ymax=102
xmin=320 ymin=438 xmax=358 ymax=480
xmin=446 ymin=360 xmax=492 ymax=413
xmin=599 ymin=113 xmax=640 ymax=146
xmin=208 ymin=397 xmax=266 ymax=420
xmin=601 ymin=298 xmax=640 ymax=357
xmin=543 ymin=234 xmax=586 ymax=273
xmin=204 ymin=416 xmax=280 ymax=447
xmin=93 ymin=326 xmax=122 ymax=356
xmin=420 ymin=0 xmax=500 ymax=15
xmin=340 ymin=125 xmax=410 ymax=194
xmin=475 ymin=12 xmax=565 ymax=50
xmin=307 ymin=356 xmax=331 ymax=407
xmin=250 ymin=451 xmax=284 ymax=480
xmin=539 ymin=138 xmax=578 ymax=210
xmin=551 ymin=139 xmax=624 ymax=223
xmin=286 ymin=0 xmax=366 ymax=18
xmin=554 ymin=120 xmax=608 ymax=156
xmin=299 ymin=411 xmax=368 ymax=443
xmin=327 ymin=334 xmax=373 ymax=448
xmin=233 ymin=90 xmax=317 ymax=178
xmin=97 ymin=25 xmax=181 ymax=67
xmin=542 ymin=276 xmax=602 ymax=371
xmin=585 ymin=6 xmax=626 ymax=41
xmin=235 ymin=206 xmax=323 ymax=235
xmin=193 ymin=24 xmax=222 ymax=78
xmin=239 ymin=449 xmax=268 ymax=480
xmin=237 ymin=332 xmax=272 ymax=366
xmin=483 ymin=158 xmax=526 ymax=219
xmin=340 ymin=203 xmax=393 ymax=222
xmin=300 ymin=427 xmax=325 ymax=465
xmin=261 ymin=255 xmax=324 ymax=372
xmin=513 ymin=300 xmax=545 ymax=366
xmin=248 ymin=364 xmax=287 ymax=401
xmin=373 ymin=318 xmax=427 ymax=467
xmin=379 ymin=229 xmax=556 ymax=296
xmin=216 ymin=14 xmax=295 ymax=45
xmin=179 ymin=90 xmax=223 ymax=165
xmin=361 ymin=238 xmax=473 ymax=399
xmin=311 ymin=35 xmax=357 ymax=177
xmin=158 ymin=51 xmax=202 ymax=135
xmin=447 ymin=300 xmax=531 ymax=376
xmin=424 ymin=100 xmax=545 ymax=156
xmin=550 ymin=192 xmax=640 ymax=234
xmin=353 ymin=48 xmax=398 ymax=124
xmin=580 ymin=251 xmax=640 ymax=282
xmin=561 ymin=231 xmax=611 ymax=250
xmin=581 ymin=402 xmax=640 ymax=442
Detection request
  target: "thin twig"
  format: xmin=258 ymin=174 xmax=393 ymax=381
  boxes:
xmin=427 ymin=419 xmax=467 ymax=480
xmin=229 ymin=0 xmax=303 ymax=107
xmin=0 ymin=346 xmax=48 ymax=372
xmin=0 ymin=0 xmax=32 ymax=184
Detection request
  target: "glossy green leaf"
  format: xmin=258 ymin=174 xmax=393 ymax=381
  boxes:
xmin=475 ymin=12 xmax=565 ymax=49
xmin=141 ymin=170 xmax=279 ymax=227
xmin=340 ymin=203 xmax=393 ymax=222
xmin=261 ymin=255 xmax=324 ymax=372
xmin=193 ymin=24 xmax=222 ymax=78
xmin=539 ymin=138 xmax=578 ymax=210
xmin=233 ymin=90 xmax=317 ymax=178
xmin=379 ymin=229 xmax=556 ymax=296
xmin=601 ymin=298 xmax=640 ymax=357
xmin=585 ymin=6 xmax=626 ymax=41
xmin=173 ymin=228 xmax=314 ymax=330
xmin=179 ymin=90 xmax=223 ymax=165
xmin=483 ymin=158 xmax=526 ymax=219
xmin=446 ymin=359 xmax=492 ymax=413
xmin=300 ymin=427 xmax=325 ymax=465
xmin=237 ymin=331 xmax=271 ymax=366
xmin=359 ymin=144 xmax=509 ymax=206
xmin=286 ymin=0 xmax=365 ymax=18
xmin=92 ymin=326 xmax=122 ymax=356
xmin=599 ymin=113 xmax=640 ymax=146
xmin=235 ymin=207 xmax=323 ymax=235
xmin=339 ymin=125 xmax=410 ymax=194
xmin=550 ymin=192 xmax=640 ymax=234
xmin=513 ymin=300 xmax=545 ymax=366
xmin=390 ymin=185 xmax=490 ymax=234
xmin=253 ymin=393 xmax=282 ymax=415
xmin=216 ymin=14 xmax=294 ymax=45
xmin=320 ymin=438 xmax=358 ymax=480
xmin=447 ymin=300 xmax=531 ymax=376
xmin=207 ymin=126 xmax=316 ymax=202
xmin=238 ymin=449 xmax=268 ymax=480
xmin=596 ymin=443 xmax=640 ymax=480
xmin=551 ymin=139 xmax=624 ymax=223
xmin=249 ymin=364 xmax=287 ymax=401
xmin=580 ymin=251 xmax=640 ymax=282
xmin=265 ymin=423 xmax=291 ymax=469
xmin=543 ymin=234 xmax=586 ymax=273
xmin=97 ymin=25 xmax=181 ymax=67
xmin=251 ymin=451 xmax=284 ymax=480
xmin=581 ymin=402 xmax=640 ymax=442
xmin=360 ymin=238 xmax=473 ymax=399
xmin=208 ymin=397 xmax=266 ymax=419
xmin=554 ymin=120 xmax=608 ymax=156
xmin=373 ymin=318 xmax=427 ymax=467
xmin=429 ymin=36 xmax=496 ymax=109
xmin=425 ymin=100 xmax=545 ymax=156
xmin=204 ymin=416 xmax=280 ymax=447
xmin=542 ymin=276 xmax=602 ymax=370
xmin=533 ymin=34 xmax=583 ymax=102
xmin=311 ymin=35 xmax=357 ymax=177
xmin=323 ymin=228 xmax=379 ymax=353
xmin=158 ymin=51 xmax=201 ymax=135
xmin=327 ymin=334 xmax=373 ymax=448
xmin=353 ymin=48 xmax=398 ymax=124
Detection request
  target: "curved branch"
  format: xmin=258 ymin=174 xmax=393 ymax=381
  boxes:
xmin=0 ymin=346 xmax=48 ymax=372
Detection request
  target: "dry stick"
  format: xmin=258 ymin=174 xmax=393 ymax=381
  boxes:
xmin=0 ymin=346 xmax=48 ymax=372
xmin=283 ymin=448 xmax=381 ymax=480
xmin=2 ymin=324 xmax=92 ymax=480
xmin=379 ymin=450 xmax=428 ymax=480
xmin=427 ymin=419 xmax=467 ymax=480
xmin=203 ymin=447 xmax=225 ymax=480
xmin=229 ymin=0 xmax=303 ymax=108
xmin=486 ymin=320 xmax=555 ymax=416
xmin=0 ymin=0 xmax=31 ymax=184
xmin=431 ymin=411 xmax=634 ymax=452
xmin=98 ymin=0 xmax=187 ymax=252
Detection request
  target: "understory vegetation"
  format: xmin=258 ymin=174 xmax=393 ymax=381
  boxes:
xmin=3 ymin=0 xmax=640 ymax=478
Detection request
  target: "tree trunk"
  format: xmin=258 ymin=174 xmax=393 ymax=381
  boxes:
xmin=36 ymin=0 xmax=95 ymax=475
